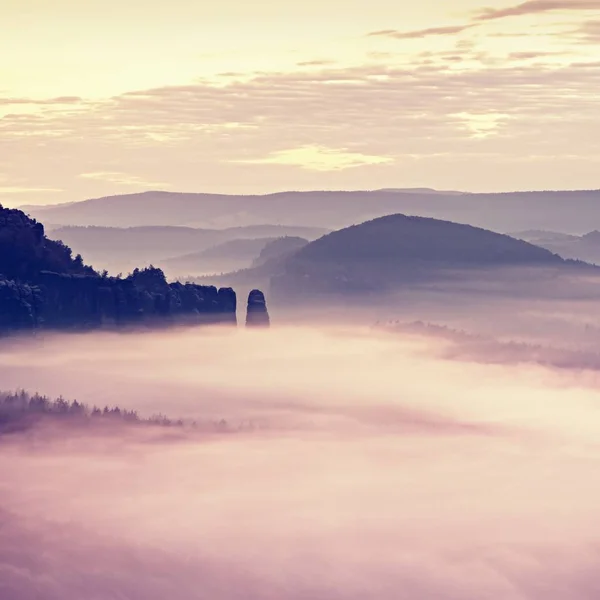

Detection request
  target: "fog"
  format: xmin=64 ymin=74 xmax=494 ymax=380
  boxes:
xmin=3 ymin=323 xmax=600 ymax=599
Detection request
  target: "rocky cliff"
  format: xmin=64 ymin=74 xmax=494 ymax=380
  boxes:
xmin=245 ymin=289 xmax=270 ymax=328
xmin=0 ymin=205 xmax=237 ymax=332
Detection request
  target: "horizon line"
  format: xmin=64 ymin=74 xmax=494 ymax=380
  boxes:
xmin=14 ymin=186 xmax=600 ymax=210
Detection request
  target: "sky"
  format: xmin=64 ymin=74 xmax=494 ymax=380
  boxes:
xmin=1 ymin=0 xmax=600 ymax=205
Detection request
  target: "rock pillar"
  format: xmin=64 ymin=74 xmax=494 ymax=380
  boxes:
xmin=245 ymin=289 xmax=270 ymax=328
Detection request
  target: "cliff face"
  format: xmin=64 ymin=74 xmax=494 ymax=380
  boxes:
xmin=32 ymin=269 xmax=237 ymax=330
xmin=0 ymin=205 xmax=237 ymax=332
xmin=0 ymin=279 xmax=42 ymax=331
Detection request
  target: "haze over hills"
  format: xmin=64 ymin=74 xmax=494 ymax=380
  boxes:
xmin=49 ymin=224 xmax=327 ymax=275
xmin=160 ymin=237 xmax=280 ymax=278
xmin=187 ymin=237 xmax=311 ymax=295
xmin=513 ymin=230 xmax=600 ymax=266
xmin=511 ymin=230 xmax=578 ymax=244
xmin=271 ymin=214 xmax=570 ymax=298
xmin=22 ymin=188 xmax=600 ymax=233
xmin=251 ymin=236 xmax=309 ymax=267
xmin=190 ymin=213 xmax=597 ymax=306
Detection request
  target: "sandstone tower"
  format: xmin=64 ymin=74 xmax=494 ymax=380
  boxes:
xmin=245 ymin=289 xmax=270 ymax=327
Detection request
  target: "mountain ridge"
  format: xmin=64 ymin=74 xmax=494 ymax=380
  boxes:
xmin=21 ymin=188 xmax=600 ymax=233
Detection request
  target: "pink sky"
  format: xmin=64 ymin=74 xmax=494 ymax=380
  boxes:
xmin=1 ymin=0 xmax=600 ymax=205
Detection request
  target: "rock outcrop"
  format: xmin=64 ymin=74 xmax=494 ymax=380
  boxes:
xmin=245 ymin=289 xmax=270 ymax=328
xmin=32 ymin=269 xmax=237 ymax=329
xmin=0 ymin=205 xmax=237 ymax=332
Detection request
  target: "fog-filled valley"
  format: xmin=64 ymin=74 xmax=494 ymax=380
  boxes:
xmin=5 ymin=295 xmax=600 ymax=598
xmin=6 ymin=0 xmax=600 ymax=594
xmin=5 ymin=170 xmax=600 ymax=600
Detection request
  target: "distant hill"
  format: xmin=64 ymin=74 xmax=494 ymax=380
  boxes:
xmin=193 ymin=214 xmax=583 ymax=303
xmin=511 ymin=230 xmax=578 ymax=244
xmin=251 ymin=236 xmax=309 ymax=267
xmin=22 ymin=188 xmax=600 ymax=232
xmin=514 ymin=229 xmax=600 ymax=265
xmin=290 ymin=214 xmax=563 ymax=267
xmin=270 ymin=214 xmax=570 ymax=299
xmin=376 ymin=187 xmax=466 ymax=195
xmin=49 ymin=224 xmax=327 ymax=275
xmin=166 ymin=235 xmax=310 ymax=280
xmin=188 ymin=237 xmax=311 ymax=292
xmin=160 ymin=237 xmax=278 ymax=277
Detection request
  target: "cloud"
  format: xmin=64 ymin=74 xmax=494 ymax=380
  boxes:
xmin=368 ymin=25 xmax=474 ymax=40
xmin=0 ymin=174 xmax=63 ymax=195
xmin=296 ymin=60 xmax=336 ymax=67
xmin=475 ymin=0 xmax=600 ymax=22
xmin=368 ymin=2 xmax=600 ymax=46
xmin=508 ymin=51 xmax=566 ymax=60
xmin=0 ymin=186 xmax=63 ymax=194
xmin=79 ymin=172 xmax=168 ymax=188
xmin=233 ymin=145 xmax=394 ymax=171
xmin=572 ymin=19 xmax=600 ymax=41
xmin=451 ymin=112 xmax=511 ymax=138
xmin=0 ymin=96 xmax=83 ymax=106
xmin=2 ymin=44 xmax=600 ymax=200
